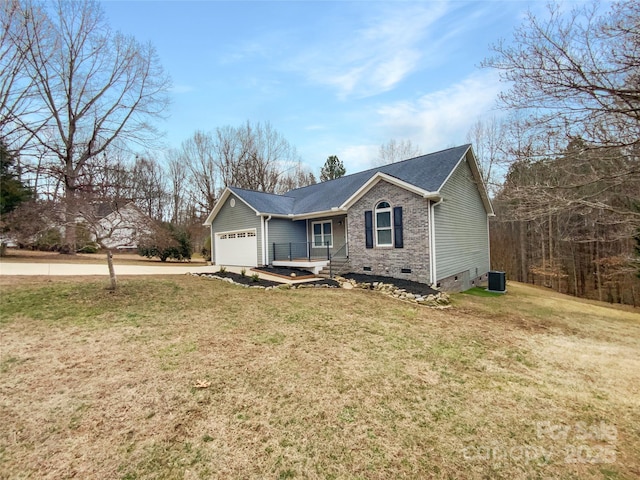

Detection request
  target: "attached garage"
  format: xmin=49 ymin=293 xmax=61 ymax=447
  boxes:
xmin=214 ymin=229 xmax=258 ymax=267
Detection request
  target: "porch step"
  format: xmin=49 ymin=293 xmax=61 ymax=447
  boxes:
xmin=317 ymin=258 xmax=350 ymax=279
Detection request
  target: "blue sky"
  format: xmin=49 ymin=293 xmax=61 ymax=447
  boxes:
xmin=102 ymin=0 xmax=540 ymax=174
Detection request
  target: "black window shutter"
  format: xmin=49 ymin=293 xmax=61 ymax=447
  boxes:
xmin=393 ymin=206 xmax=403 ymax=248
xmin=364 ymin=210 xmax=373 ymax=249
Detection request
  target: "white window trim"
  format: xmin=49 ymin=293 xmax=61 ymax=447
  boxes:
xmin=311 ymin=220 xmax=333 ymax=248
xmin=375 ymin=202 xmax=393 ymax=247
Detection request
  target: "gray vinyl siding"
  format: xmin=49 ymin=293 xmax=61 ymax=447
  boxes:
xmin=266 ymin=218 xmax=307 ymax=263
xmin=210 ymin=193 xmax=263 ymax=265
xmin=433 ymin=158 xmax=490 ymax=282
xmin=306 ymin=214 xmax=347 ymax=257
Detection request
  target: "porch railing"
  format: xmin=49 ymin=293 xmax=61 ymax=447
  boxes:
xmin=329 ymin=242 xmax=349 ymax=278
xmin=271 ymin=242 xmax=347 ymax=262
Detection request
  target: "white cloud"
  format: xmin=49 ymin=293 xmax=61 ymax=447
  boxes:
xmin=322 ymin=70 xmax=503 ymax=173
xmin=337 ymin=144 xmax=379 ymax=173
xmin=288 ymin=3 xmax=451 ymax=99
xmin=375 ymin=70 xmax=504 ymax=152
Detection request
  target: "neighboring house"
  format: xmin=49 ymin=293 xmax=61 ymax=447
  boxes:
xmin=204 ymin=144 xmax=494 ymax=291
xmin=86 ymin=201 xmax=153 ymax=250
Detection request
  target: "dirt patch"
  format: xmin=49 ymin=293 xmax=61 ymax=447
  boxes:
xmin=341 ymin=272 xmax=439 ymax=297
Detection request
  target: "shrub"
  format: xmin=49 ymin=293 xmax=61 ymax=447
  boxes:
xmin=251 ymin=273 xmax=260 ymax=282
xmin=138 ymin=222 xmax=193 ymax=262
xmin=240 ymin=268 xmax=246 ymax=277
xmin=34 ymin=228 xmax=62 ymax=251
xmin=218 ymin=266 xmax=226 ymax=274
xmin=77 ymin=242 xmax=100 ymax=254
xmin=75 ymin=222 xmax=94 ymax=253
xmin=201 ymin=235 xmax=211 ymax=262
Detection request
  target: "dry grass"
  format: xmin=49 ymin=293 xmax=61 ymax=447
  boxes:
xmin=0 ymin=278 xmax=638 ymax=479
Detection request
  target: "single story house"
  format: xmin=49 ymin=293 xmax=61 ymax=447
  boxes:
xmin=204 ymin=144 xmax=494 ymax=291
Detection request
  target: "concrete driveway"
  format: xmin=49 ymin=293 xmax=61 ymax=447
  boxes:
xmin=0 ymin=262 xmax=216 ymax=276
xmin=0 ymin=262 xmax=307 ymax=283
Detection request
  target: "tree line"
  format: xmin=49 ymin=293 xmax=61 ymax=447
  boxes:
xmin=479 ymin=0 xmax=640 ymax=305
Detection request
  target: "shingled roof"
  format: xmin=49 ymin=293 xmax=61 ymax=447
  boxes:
xmin=205 ymin=144 xmax=491 ymax=224
xmin=285 ymin=144 xmax=470 ymax=214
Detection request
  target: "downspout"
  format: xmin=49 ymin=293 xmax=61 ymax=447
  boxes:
xmin=486 ymin=214 xmax=491 ymax=274
xmin=344 ymin=215 xmax=349 ymax=257
xmin=427 ymin=200 xmax=433 ymax=284
xmin=430 ymin=198 xmax=443 ymax=285
xmin=260 ymin=216 xmax=266 ymax=265
xmin=210 ymin=225 xmax=215 ymax=265
xmin=264 ymin=215 xmax=272 ymax=265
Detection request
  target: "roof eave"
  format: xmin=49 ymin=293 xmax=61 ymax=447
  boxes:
xmin=288 ymin=208 xmax=349 ymax=220
xmin=203 ymin=188 xmax=262 ymax=226
xmin=203 ymin=188 xmax=232 ymax=226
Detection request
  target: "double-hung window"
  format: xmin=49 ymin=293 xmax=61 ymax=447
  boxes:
xmin=312 ymin=221 xmax=333 ymax=247
xmin=375 ymin=202 xmax=392 ymax=246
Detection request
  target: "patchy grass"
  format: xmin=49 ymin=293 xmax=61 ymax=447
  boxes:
xmin=0 ymin=277 xmax=638 ymax=479
xmin=461 ymin=286 xmax=505 ymax=297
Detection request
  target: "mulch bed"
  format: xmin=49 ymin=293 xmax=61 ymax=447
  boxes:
xmin=300 ymin=278 xmax=341 ymax=288
xmin=253 ymin=266 xmax=316 ymax=279
xmin=211 ymin=271 xmax=281 ymax=287
xmin=341 ymin=273 xmax=439 ymax=297
xmin=204 ymin=271 xmax=339 ymax=288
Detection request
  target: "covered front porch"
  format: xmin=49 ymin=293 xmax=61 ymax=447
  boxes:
xmin=269 ymin=213 xmax=348 ymax=274
xmin=270 ymin=241 xmax=348 ymax=274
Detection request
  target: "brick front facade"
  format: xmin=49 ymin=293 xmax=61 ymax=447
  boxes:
xmin=347 ymin=180 xmax=431 ymax=284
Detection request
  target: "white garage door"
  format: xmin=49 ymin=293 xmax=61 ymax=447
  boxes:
xmin=215 ymin=229 xmax=258 ymax=267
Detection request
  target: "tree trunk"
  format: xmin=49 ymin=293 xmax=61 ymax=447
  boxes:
xmin=595 ymin=239 xmax=603 ymax=302
xmin=107 ymin=250 xmax=117 ymax=290
xmin=519 ymin=221 xmax=527 ymax=282
xmin=548 ymin=212 xmax=554 ymax=290
xmin=63 ymin=178 xmax=77 ymax=254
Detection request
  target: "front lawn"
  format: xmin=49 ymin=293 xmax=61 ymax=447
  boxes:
xmin=0 ymin=277 xmax=638 ymax=479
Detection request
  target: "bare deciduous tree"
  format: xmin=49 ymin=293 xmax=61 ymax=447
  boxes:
xmin=178 ymin=131 xmax=218 ymax=215
xmin=0 ymin=0 xmax=45 ymax=144
xmin=166 ymin=149 xmax=187 ymax=224
xmin=13 ymin=0 xmax=170 ymax=252
xmin=466 ymin=117 xmax=509 ymax=195
xmin=232 ymin=121 xmax=302 ymax=192
xmin=277 ymin=162 xmax=316 ymax=193
xmin=130 ymin=155 xmax=167 ymax=221
xmin=484 ymin=1 xmax=640 ymax=151
xmin=374 ymin=139 xmax=421 ymax=166
xmin=173 ymin=122 xmax=307 ymax=218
